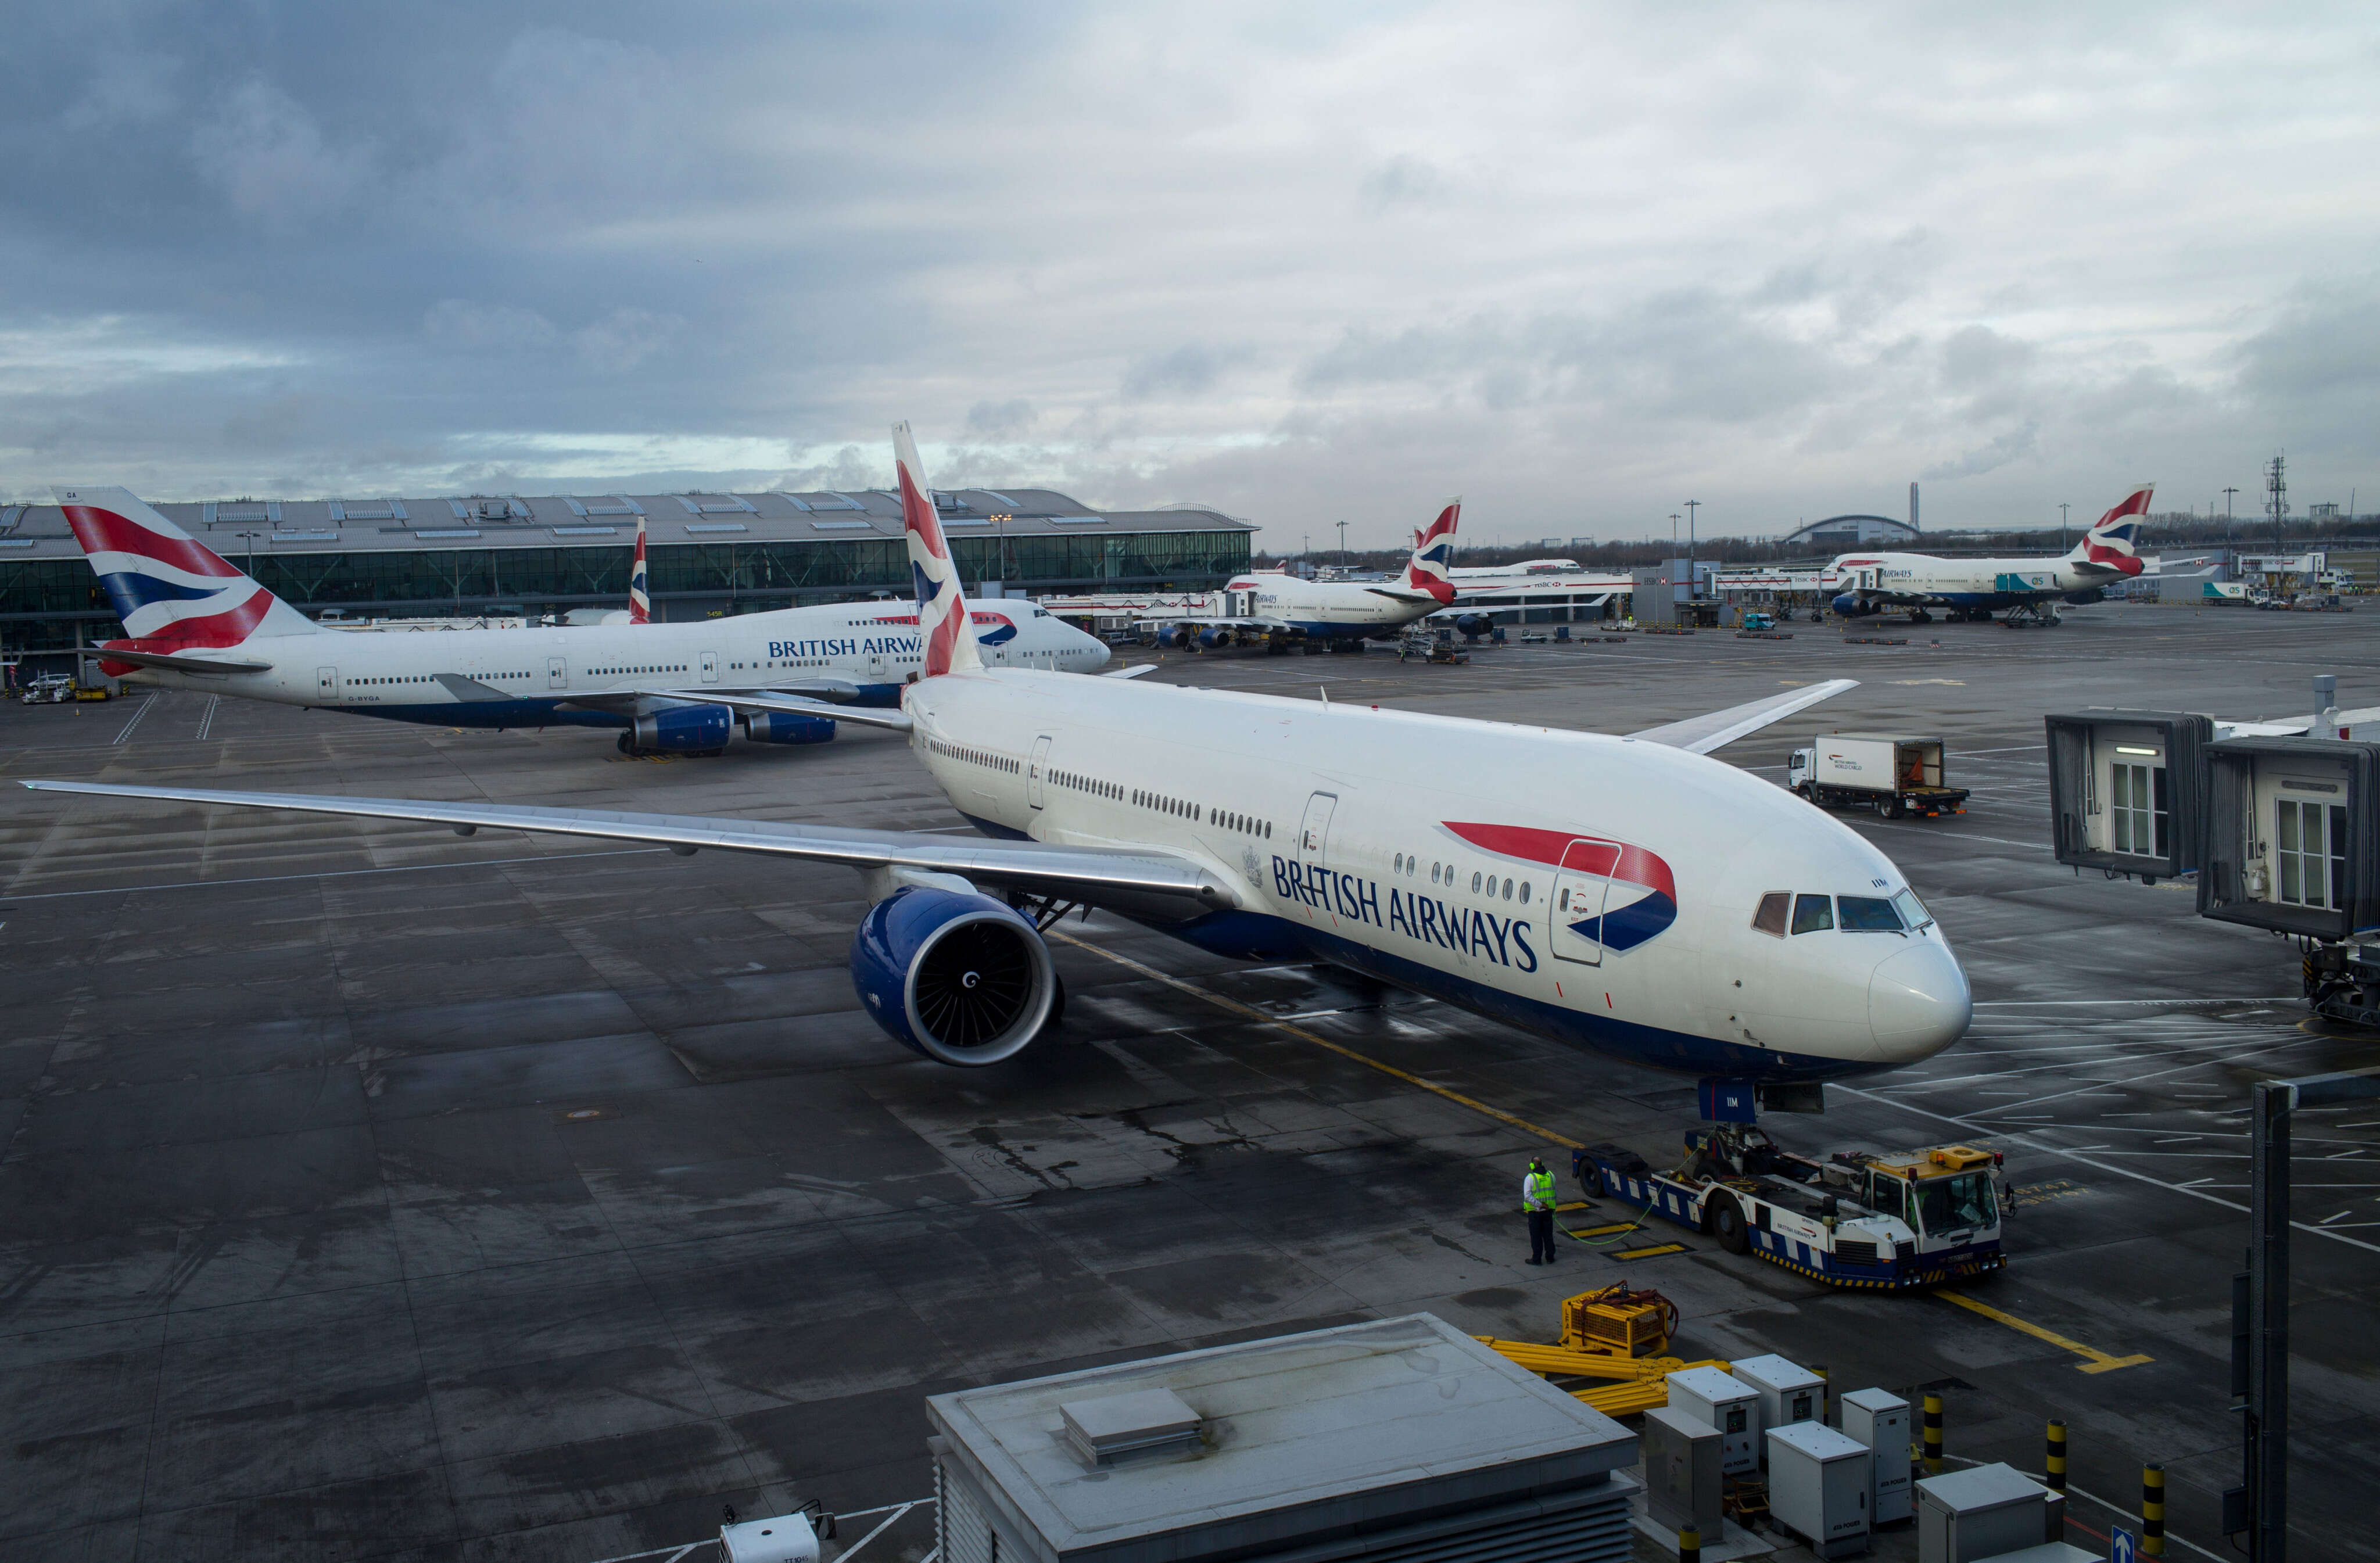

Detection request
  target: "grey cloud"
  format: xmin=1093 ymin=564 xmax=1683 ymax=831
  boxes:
xmin=188 ymin=78 xmax=372 ymax=230
xmin=573 ymin=309 xmax=683 ymax=375
xmin=1121 ymin=345 xmax=1246 ymax=401
xmin=968 ymin=398 xmax=1037 ymax=438
xmin=1920 ymin=423 xmax=2040 ymax=481
xmin=425 ymin=300 xmax=560 ymax=352
xmin=1359 ymin=155 xmax=1450 ymax=213
xmin=1941 ymin=325 xmax=2036 ymax=389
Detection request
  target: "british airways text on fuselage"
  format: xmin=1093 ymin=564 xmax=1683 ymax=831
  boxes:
xmin=1273 ymin=855 xmax=1539 ymax=972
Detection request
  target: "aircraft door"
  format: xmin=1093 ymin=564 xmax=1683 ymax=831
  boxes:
xmin=1549 ymin=838 xmax=1614 ymax=966
xmin=317 ymin=666 xmax=340 ymax=700
xmin=700 ymin=650 xmax=719 ymax=684
xmin=1298 ymin=792 xmax=1338 ymax=864
xmin=1027 ymin=735 xmax=1052 ymax=809
xmin=547 ymin=657 xmax=567 ymax=689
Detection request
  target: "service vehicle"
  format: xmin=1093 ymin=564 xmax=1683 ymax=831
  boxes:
xmin=1789 ymin=733 xmax=1967 ymax=819
xmin=19 ymin=672 xmax=76 ymax=705
xmin=1577 ymin=1127 xmax=2009 ymax=1289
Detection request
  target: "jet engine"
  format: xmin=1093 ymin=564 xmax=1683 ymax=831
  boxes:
xmin=2062 ymin=587 xmax=2105 ymax=606
xmin=744 ymin=711 xmax=837 ymax=745
xmin=1161 ymin=625 xmax=1198 ymax=649
xmin=849 ymin=886 xmax=1058 ymax=1065
xmin=621 ymin=705 xmax=731 ymax=754
xmin=1453 ymin=613 xmax=1494 ymax=639
xmin=1830 ymin=593 xmax=1877 ymax=618
xmin=1197 ymin=625 xmax=1238 ymax=649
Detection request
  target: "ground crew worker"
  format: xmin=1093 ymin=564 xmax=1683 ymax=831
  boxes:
xmin=1523 ymin=1157 xmax=1558 ymax=1264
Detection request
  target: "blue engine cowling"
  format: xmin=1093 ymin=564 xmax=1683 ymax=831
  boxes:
xmin=1197 ymin=625 xmax=1236 ymax=649
xmin=2062 ymin=587 xmax=2105 ymax=606
xmin=1831 ymin=594 xmax=1876 ymax=618
xmin=1161 ymin=624 xmax=1197 ymax=648
xmin=745 ymin=711 xmax=837 ymax=745
xmin=631 ymin=704 xmax=731 ymax=752
xmin=850 ymin=887 xmax=1057 ymax=1066
xmin=1453 ymin=613 xmax=1494 ymax=639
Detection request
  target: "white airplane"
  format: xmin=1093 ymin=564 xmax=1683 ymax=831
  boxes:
xmin=1150 ymin=500 xmax=1461 ymax=652
xmin=53 ymin=485 xmax=1110 ymax=755
xmin=1827 ymin=486 xmax=2157 ymax=624
xmin=28 ymin=432 xmax=1969 ymax=1096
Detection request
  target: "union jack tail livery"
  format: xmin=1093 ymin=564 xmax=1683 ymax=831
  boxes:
xmin=2065 ymin=483 xmax=2153 ymax=577
xmin=628 ymin=512 xmax=651 ymax=623
xmin=1403 ymin=497 xmax=1461 ymax=605
xmin=893 ymin=422 xmax=983 ymax=678
xmin=55 ymin=486 xmax=321 ymax=675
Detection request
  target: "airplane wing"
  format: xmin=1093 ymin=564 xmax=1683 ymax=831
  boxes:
xmin=20 ymin=780 xmax=1227 ymax=903
xmin=2216 ymin=705 xmax=2380 ymax=739
xmin=1363 ymin=587 xmax=1443 ymax=604
xmin=553 ymin=685 xmax=915 ymax=732
xmin=83 ymin=647 xmax=273 ymax=675
xmin=1101 ymin=665 xmax=1158 ymax=680
xmin=1628 ymin=678 xmax=1859 ymax=755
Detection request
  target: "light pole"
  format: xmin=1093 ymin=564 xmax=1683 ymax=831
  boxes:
xmin=1337 ymin=519 xmax=1348 ymax=568
xmin=2058 ymin=503 xmax=2069 ymax=551
xmin=2225 ymin=487 xmax=2239 ymax=529
xmin=1683 ymin=499 xmax=1700 ymax=583
xmin=991 ymin=512 xmax=1012 ymax=586
xmin=235 ymin=529 xmax=263 ymax=581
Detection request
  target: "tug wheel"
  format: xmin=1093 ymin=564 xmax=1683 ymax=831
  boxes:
xmin=1709 ymin=1193 xmax=1751 ymax=1254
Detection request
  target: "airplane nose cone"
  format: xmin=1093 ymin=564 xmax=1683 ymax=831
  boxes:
xmin=1084 ymin=635 xmax=1112 ymax=671
xmin=1869 ymin=941 xmax=1971 ymax=1060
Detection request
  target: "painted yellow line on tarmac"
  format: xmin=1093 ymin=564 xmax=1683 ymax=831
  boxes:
xmin=1610 ymin=1242 xmax=1691 ymax=1261
xmin=1569 ymin=1221 xmax=1645 ymax=1238
xmin=1049 ymin=930 xmax=1583 ymax=1149
xmin=1939 ymin=1291 xmax=2154 ymax=1374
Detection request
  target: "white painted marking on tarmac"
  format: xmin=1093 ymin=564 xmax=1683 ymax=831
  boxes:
xmin=1836 ymin=1084 xmax=2380 ymax=1256
xmin=0 ymin=848 xmax=670 ymax=902
xmin=194 ymin=694 xmax=218 ymax=740
xmin=110 ymin=694 xmax=157 ymax=744
xmin=1852 ymin=820 xmax=2052 ymax=851
xmin=1973 ymin=1037 xmax=2313 ymax=1114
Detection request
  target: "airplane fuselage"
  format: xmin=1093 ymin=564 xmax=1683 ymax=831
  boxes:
xmin=1827 ymin=551 xmax=2118 ymax=611
xmin=1202 ymin=572 xmax=1441 ymax=640
xmin=107 ymin=601 xmax=1106 ymax=729
xmin=908 ymin=669 xmax=1971 ymax=1080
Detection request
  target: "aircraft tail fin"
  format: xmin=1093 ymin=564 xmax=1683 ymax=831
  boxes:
xmin=2065 ymin=483 xmax=2153 ymax=575
xmin=629 ymin=512 xmax=651 ymax=623
xmin=1403 ymin=497 xmax=1461 ymax=605
xmin=53 ymin=485 xmax=322 ymax=674
xmin=892 ymin=424 xmax=983 ymax=677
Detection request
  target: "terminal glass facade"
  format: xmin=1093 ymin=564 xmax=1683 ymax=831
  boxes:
xmin=0 ymin=529 xmax=1250 ymax=653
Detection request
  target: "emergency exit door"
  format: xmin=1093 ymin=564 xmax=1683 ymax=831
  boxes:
xmin=1027 ymin=735 xmax=1052 ymax=809
xmin=317 ymin=667 xmax=339 ymax=699
xmin=547 ymin=657 xmax=567 ymax=689
xmin=1550 ymin=838 xmax=1614 ymax=966
xmin=700 ymin=650 xmax=719 ymax=684
xmin=1299 ymin=792 xmax=1337 ymax=864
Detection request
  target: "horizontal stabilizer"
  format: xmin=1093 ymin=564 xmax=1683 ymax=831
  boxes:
xmin=2217 ymin=705 xmax=2380 ymax=739
xmin=82 ymin=646 xmax=272 ymax=675
xmin=1364 ymin=586 xmax=1445 ymax=604
xmin=1629 ymin=677 xmax=1859 ymax=755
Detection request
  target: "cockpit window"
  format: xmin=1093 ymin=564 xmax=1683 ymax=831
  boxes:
xmin=1839 ymin=895 xmax=1904 ymax=932
xmin=1752 ymin=892 xmax=1790 ymax=938
xmin=1891 ymin=888 xmax=1933 ymax=930
xmin=1791 ymin=894 xmax=1834 ymax=934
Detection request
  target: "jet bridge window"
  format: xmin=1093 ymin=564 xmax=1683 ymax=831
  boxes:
xmin=1791 ymin=894 xmax=1834 ymax=934
xmin=1752 ymin=892 xmax=1790 ymax=938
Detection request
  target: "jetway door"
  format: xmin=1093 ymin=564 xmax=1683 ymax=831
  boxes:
xmin=1027 ymin=735 xmax=1052 ymax=809
xmin=1550 ymin=838 xmax=1614 ymax=966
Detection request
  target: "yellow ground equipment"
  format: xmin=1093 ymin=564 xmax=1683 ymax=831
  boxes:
xmin=1561 ymin=1282 xmax=1679 ymax=1358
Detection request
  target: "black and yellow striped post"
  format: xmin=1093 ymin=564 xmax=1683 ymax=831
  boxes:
xmin=2045 ymin=1420 xmax=2067 ymax=1493
xmin=1812 ymin=1363 xmax=1830 ymax=1425
xmin=1679 ymin=1524 xmax=1701 ymax=1563
xmin=1923 ymin=1392 xmax=1944 ymax=1474
xmin=2143 ymin=1464 xmax=2166 ymax=1557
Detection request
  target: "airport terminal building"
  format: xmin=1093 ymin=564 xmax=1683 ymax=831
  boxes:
xmin=0 ymin=487 xmax=1256 ymax=655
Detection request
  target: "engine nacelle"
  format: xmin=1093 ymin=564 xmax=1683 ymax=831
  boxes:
xmin=1197 ymin=625 xmax=1236 ymax=649
xmin=1161 ymin=624 xmax=1197 ymax=648
xmin=850 ymin=887 xmax=1057 ymax=1066
xmin=2062 ymin=587 xmax=2105 ymax=606
xmin=1831 ymin=593 xmax=1876 ymax=618
xmin=745 ymin=711 xmax=837 ymax=745
xmin=1453 ymin=613 xmax=1494 ymax=639
xmin=631 ymin=705 xmax=731 ymax=752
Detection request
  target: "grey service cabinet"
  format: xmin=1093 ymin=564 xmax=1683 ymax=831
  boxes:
xmin=1837 ymin=1388 xmax=1912 ymax=1524
xmin=1640 ymin=1405 xmax=1723 ymax=1536
xmin=1915 ymin=1464 xmax=2052 ymax=1563
xmin=1767 ymin=1421 xmax=1873 ymax=1559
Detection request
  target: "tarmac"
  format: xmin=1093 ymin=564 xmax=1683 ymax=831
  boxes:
xmin=1 ymin=599 xmax=2374 ymax=1562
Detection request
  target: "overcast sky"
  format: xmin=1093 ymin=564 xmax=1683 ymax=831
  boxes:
xmin=5 ymin=2 xmax=2374 ymax=545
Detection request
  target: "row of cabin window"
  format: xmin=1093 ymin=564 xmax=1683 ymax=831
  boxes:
xmin=931 ymin=739 xmax=1018 ymax=775
xmin=592 ymin=664 xmax=687 ymax=676
xmin=1207 ymin=806 xmax=1268 ymax=838
xmin=1751 ymin=891 xmax=1928 ymax=937
xmin=1390 ymin=852 xmax=1532 ymax=903
xmin=1056 ymin=769 xmax=1121 ymax=801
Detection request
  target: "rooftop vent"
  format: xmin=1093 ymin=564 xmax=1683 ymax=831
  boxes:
xmin=450 ymin=498 xmax=528 ymax=522
xmin=567 ymin=496 xmax=646 ymax=518
xmin=676 ymin=494 xmax=758 ymax=515
xmin=1059 ymin=1387 xmax=1203 ymax=1467
xmin=328 ymin=499 xmax=406 ymax=522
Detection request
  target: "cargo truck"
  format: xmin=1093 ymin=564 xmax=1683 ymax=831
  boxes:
xmin=1788 ymin=733 xmax=1967 ymax=819
xmin=1577 ymin=1127 xmax=2010 ymax=1289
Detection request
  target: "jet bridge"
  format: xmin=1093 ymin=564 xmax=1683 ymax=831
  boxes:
xmin=2044 ymin=710 xmax=2213 ymax=884
xmin=2198 ymin=736 xmax=2380 ymax=942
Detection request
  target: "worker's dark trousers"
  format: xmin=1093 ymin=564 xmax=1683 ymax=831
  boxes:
xmin=1528 ymin=1209 xmax=1556 ymax=1263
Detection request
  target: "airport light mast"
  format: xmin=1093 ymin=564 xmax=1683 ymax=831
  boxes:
xmin=1683 ymin=499 xmax=1700 ymax=594
xmin=2267 ymin=454 xmax=2287 ymax=556
xmin=2225 ymin=487 xmax=2239 ymax=528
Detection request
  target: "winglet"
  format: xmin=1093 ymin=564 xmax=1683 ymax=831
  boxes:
xmin=1629 ymin=678 xmax=1859 ymax=755
xmin=892 ymin=424 xmax=983 ymax=677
